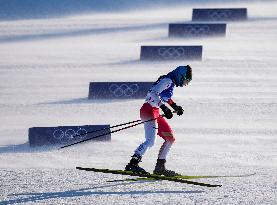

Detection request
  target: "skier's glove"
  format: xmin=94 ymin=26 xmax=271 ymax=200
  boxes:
xmin=170 ymin=103 xmax=184 ymax=116
xmin=160 ymin=104 xmax=173 ymax=119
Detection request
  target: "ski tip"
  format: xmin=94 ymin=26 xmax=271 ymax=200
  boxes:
xmin=76 ymin=166 xmax=89 ymax=171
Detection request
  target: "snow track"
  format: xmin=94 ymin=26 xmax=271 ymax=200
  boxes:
xmin=1 ymin=1 xmax=277 ymax=204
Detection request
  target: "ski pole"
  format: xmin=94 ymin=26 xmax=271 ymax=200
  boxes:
xmin=61 ymin=110 xmax=177 ymax=145
xmin=68 ymin=118 xmax=144 ymax=140
xmin=59 ymin=114 xmax=165 ymax=149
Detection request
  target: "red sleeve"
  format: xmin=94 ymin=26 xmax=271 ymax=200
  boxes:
xmin=167 ymin=99 xmax=175 ymax=105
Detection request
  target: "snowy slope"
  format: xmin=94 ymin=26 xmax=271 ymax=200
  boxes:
xmin=0 ymin=1 xmax=277 ymax=204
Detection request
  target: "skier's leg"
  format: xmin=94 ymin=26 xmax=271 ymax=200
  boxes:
xmin=157 ymin=117 xmax=175 ymax=160
xmin=158 ymin=140 xmax=174 ymax=159
xmin=157 ymin=117 xmax=175 ymax=143
xmin=134 ymin=119 xmax=157 ymax=156
xmin=125 ymin=120 xmax=156 ymax=172
xmin=135 ymin=103 xmax=159 ymax=156
xmin=154 ymin=117 xmax=180 ymax=176
xmin=125 ymin=103 xmax=158 ymax=173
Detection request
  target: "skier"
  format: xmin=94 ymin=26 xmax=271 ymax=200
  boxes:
xmin=125 ymin=65 xmax=192 ymax=176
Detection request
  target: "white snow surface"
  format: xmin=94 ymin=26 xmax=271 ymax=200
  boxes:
xmin=1 ymin=1 xmax=277 ymax=204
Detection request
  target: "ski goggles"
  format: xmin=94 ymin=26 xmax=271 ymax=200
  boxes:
xmin=181 ymin=75 xmax=191 ymax=82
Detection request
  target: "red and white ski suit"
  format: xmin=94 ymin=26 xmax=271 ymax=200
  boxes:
xmin=134 ymin=78 xmax=176 ymax=160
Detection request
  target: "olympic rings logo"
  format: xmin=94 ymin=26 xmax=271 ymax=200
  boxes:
xmin=158 ymin=47 xmax=185 ymax=60
xmin=109 ymin=83 xmax=139 ymax=97
xmin=208 ymin=10 xmax=232 ymax=20
xmin=53 ymin=127 xmax=88 ymax=142
xmin=184 ymin=25 xmax=210 ymax=35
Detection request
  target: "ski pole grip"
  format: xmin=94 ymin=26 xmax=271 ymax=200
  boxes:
xmin=160 ymin=110 xmax=177 ymax=118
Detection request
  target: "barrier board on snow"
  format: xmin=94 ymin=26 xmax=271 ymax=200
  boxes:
xmin=29 ymin=125 xmax=111 ymax=147
xmin=192 ymin=8 xmax=247 ymax=21
xmin=88 ymin=82 xmax=153 ymax=99
xmin=169 ymin=23 xmax=226 ymax=37
xmin=140 ymin=46 xmax=202 ymax=61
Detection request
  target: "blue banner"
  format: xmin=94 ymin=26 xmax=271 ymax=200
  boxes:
xmin=140 ymin=46 xmax=202 ymax=61
xmin=192 ymin=8 xmax=247 ymax=21
xmin=169 ymin=23 xmax=226 ymax=37
xmin=88 ymin=82 xmax=153 ymax=99
xmin=29 ymin=125 xmax=111 ymax=147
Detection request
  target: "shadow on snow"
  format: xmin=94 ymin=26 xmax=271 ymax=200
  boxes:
xmin=2 ymin=182 xmax=204 ymax=204
xmin=0 ymin=143 xmax=60 ymax=154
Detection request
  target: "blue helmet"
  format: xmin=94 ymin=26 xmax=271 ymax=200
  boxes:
xmin=167 ymin=65 xmax=192 ymax=87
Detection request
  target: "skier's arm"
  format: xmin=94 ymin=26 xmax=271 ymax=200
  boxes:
xmin=167 ymin=99 xmax=184 ymax=116
xmin=160 ymin=104 xmax=173 ymax=119
xmin=148 ymin=78 xmax=173 ymax=107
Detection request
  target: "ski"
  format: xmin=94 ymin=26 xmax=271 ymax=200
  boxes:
xmin=106 ymin=175 xmax=216 ymax=183
xmin=107 ymin=172 xmax=256 ymax=182
xmin=76 ymin=167 xmax=222 ymax=187
xmin=107 ymin=177 xmax=156 ymax=182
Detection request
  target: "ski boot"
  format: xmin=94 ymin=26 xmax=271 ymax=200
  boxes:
xmin=153 ymin=159 xmax=181 ymax=177
xmin=125 ymin=154 xmax=148 ymax=174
